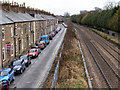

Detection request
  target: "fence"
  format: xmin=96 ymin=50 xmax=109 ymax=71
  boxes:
xmin=50 ymin=44 xmax=64 ymax=89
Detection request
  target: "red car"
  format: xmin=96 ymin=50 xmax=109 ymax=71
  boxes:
xmin=51 ymin=32 xmax=55 ymax=37
xmin=37 ymin=43 xmax=45 ymax=50
xmin=0 ymin=80 xmax=9 ymax=90
xmin=27 ymin=49 xmax=38 ymax=58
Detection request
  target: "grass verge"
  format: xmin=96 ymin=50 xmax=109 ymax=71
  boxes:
xmin=56 ymin=22 xmax=88 ymax=88
xmin=89 ymin=28 xmax=120 ymax=45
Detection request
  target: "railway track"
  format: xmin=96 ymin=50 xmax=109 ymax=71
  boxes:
xmin=74 ymin=24 xmax=119 ymax=66
xmin=74 ymin=24 xmax=119 ymax=88
xmin=84 ymin=26 xmax=120 ymax=57
xmin=85 ymin=41 xmax=119 ymax=88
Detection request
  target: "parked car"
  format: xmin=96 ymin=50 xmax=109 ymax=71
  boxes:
xmin=51 ymin=32 xmax=55 ymax=37
xmin=0 ymin=81 xmax=2 ymax=90
xmin=55 ymin=29 xmax=59 ymax=33
xmin=37 ymin=43 xmax=45 ymax=50
xmin=53 ymin=31 xmax=57 ymax=35
xmin=20 ymin=54 xmax=31 ymax=67
xmin=0 ymin=68 xmax=14 ymax=85
xmin=27 ymin=49 xmax=38 ymax=58
xmin=40 ymin=35 xmax=50 ymax=45
xmin=56 ymin=27 xmax=61 ymax=33
xmin=31 ymin=46 xmax=41 ymax=54
xmin=39 ymin=41 xmax=47 ymax=47
xmin=48 ymin=34 xmax=52 ymax=40
xmin=9 ymin=59 xmax=26 ymax=75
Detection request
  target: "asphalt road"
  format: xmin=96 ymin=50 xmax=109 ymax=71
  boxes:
xmin=10 ymin=24 xmax=67 ymax=88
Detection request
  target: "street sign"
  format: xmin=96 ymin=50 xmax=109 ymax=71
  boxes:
xmin=6 ymin=44 xmax=11 ymax=50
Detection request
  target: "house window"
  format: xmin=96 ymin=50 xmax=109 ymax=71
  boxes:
xmin=24 ymin=24 xmax=26 ymax=34
xmin=2 ymin=28 xmax=5 ymax=41
xmin=15 ymin=26 xmax=17 ymax=36
xmin=29 ymin=23 xmax=30 ymax=32
xmin=11 ymin=27 xmax=13 ymax=37
xmin=11 ymin=43 xmax=13 ymax=56
xmin=31 ymin=23 xmax=33 ymax=31
xmin=2 ymin=47 xmax=5 ymax=62
xmin=16 ymin=41 xmax=18 ymax=53
xmin=21 ymin=24 xmax=23 ymax=34
xmin=36 ymin=22 xmax=37 ymax=30
xmin=29 ymin=36 xmax=31 ymax=45
xmin=22 ymin=39 xmax=24 ymax=50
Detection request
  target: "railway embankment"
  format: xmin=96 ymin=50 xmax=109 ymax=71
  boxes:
xmin=56 ymin=22 xmax=88 ymax=88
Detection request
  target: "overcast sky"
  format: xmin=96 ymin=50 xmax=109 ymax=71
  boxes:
xmin=2 ymin=0 xmax=120 ymax=15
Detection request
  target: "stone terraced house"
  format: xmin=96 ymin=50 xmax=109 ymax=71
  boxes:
xmin=0 ymin=1 xmax=58 ymax=68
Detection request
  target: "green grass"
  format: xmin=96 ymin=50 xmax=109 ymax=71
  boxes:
xmin=71 ymin=55 xmax=78 ymax=61
xmin=59 ymin=79 xmax=87 ymax=88
xmin=89 ymin=28 xmax=120 ymax=45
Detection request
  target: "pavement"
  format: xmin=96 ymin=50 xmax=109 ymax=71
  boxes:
xmin=10 ymin=24 xmax=67 ymax=88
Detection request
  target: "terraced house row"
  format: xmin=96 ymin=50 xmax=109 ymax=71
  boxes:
xmin=0 ymin=1 xmax=58 ymax=68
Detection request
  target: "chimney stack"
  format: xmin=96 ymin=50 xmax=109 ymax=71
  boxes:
xmin=10 ymin=1 xmax=19 ymax=13
xmin=1 ymin=0 xmax=11 ymax=11
xmin=19 ymin=2 xmax=26 ymax=13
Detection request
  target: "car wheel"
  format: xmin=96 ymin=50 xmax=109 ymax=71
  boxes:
xmin=24 ymin=67 xmax=26 ymax=71
xmin=13 ymin=76 xmax=15 ymax=81
xmin=26 ymin=63 xmax=29 ymax=67
xmin=29 ymin=61 xmax=31 ymax=64
xmin=8 ymin=80 xmax=10 ymax=85
xmin=20 ymin=69 xmax=23 ymax=74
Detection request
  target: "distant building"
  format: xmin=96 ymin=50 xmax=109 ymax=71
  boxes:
xmin=94 ymin=7 xmax=102 ymax=11
xmin=80 ymin=10 xmax=88 ymax=14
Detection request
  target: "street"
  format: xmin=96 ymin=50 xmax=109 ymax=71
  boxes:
xmin=10 ymin=24 xmax=67 ymax=88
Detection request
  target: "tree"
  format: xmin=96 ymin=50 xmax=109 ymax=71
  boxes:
xmin=104 ymin=1 xmax=116 ymax=10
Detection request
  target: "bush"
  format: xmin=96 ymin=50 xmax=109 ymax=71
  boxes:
xmin=71 ymin=6 xmax=120 ymax=33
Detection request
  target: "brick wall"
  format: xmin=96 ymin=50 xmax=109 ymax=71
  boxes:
xmin=1 ymin=24 xmax=15 ymax=67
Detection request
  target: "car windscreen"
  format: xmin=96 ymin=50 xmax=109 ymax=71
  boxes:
xmin=38 ymin=43 xmax=42 ymax=45
xmin=13 ymin=60 xmax=21 ymax=66
xmin=20 ymin=55 xmax=27 ymax=60
xmin=28 ymin=50 xmax=35 ymax=53
xmin=41 ymin=38 xmax=47 ymax=40
xmin=0 ymin=71 xmax=8 ymax=76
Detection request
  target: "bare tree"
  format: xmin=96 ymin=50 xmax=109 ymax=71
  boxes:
xmin=64 ymin=12 xmax=70 ymax=18
xmin=104 ymin=1 xmax=117 ymax=10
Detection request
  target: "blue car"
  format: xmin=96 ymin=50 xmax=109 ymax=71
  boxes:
xmin=41 ymin=35 xmax=50 ymax=45
xmin=0 ymin=68 xmax=14 ymax=85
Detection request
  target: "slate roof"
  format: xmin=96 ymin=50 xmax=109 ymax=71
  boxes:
xmin=35 ymin=14 xmax=45 ymax=21
xmin=40 ymin=14 xmax=56 ymax=20
xmin=0 ymin=9 xmax=14 ymax=25
xmin=0 ymin=9 xmax=56 ymax=25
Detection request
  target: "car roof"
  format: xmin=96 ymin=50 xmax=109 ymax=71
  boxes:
xmin=41 ymin=35 xmax=49 ymax=38
xmin=13 ymin=59 xmax=23 ymax=62
xmin=29 ymin=49 xmax=36 ymax=50
xmin=38 ymin=43 xmax=43 ymax=44
xmin=21 ymin=54 xmax=28 ymax=56
xmin=32 ymin=46 xmax=39 ymax=48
